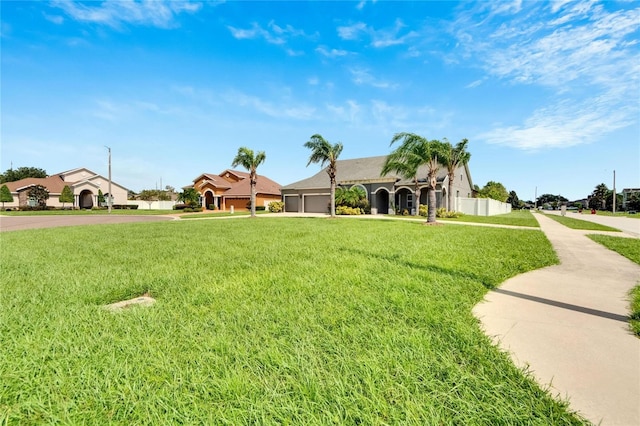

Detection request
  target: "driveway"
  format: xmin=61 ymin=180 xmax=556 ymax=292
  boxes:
xmin=0 ymin=214 xmax=174 ymax=232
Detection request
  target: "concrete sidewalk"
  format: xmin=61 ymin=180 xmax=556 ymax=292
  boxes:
xmin=473 ymin=213 xmax=640 ymax=425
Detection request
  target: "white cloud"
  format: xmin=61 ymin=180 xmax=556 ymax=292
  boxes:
xmin=316 ymin=46 xmax=349 ymax=58
xmin=51 ymin=0 xmax=202 ymax=29
xmin=43 ymin=13 xmax=64 ymax=24
xmin=337 ymin=22 xmax=367 ymax=40
xmin=349 ymin=68 xmax=397 ymax=89
xmin=454 ymin=1 xmax=640 ymax=150
xmin=228 ymin=20 xmax=308 ymax=47
xmin=337 ymin=19 xmax=416 ymax=48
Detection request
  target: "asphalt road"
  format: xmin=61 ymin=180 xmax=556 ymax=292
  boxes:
xmin=0 ymin=214 xmax=174 ymax=232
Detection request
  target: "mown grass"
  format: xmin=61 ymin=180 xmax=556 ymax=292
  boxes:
xmin=1 ymin=218 xmax=585 ymax=424
xmin=437 ymin=209 xmax=539 ymax=227
xmin=0 ymin=209 xmax=172 ymax=216
xmin=180 ymin=210 xmax=271 ymax=219
xmin=587 ymin=234 xmax=640 ymax=336
xmin=544 ymin=213 xmax=620 ymax=231
xmin=580 ymin=210 xmax=640 ymax=219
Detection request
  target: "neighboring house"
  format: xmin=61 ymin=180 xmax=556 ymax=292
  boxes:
xmin=190 ymin=169 xmax=281 ymax=211
xmin=281 ymin=155 xmax=473 ymax=214
xmin=622 ymin=188 xmax=640 ymax=210
xmin=3 ymin=167 xmax=128 ymax=209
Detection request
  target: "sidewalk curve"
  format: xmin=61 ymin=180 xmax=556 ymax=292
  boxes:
xmin=473 ymin=213 xmax=640 ymax=425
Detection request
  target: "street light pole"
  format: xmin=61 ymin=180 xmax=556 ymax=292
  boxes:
xmin=613 ymin=170 xmax=616 ymax=215
xmin=105 ymin=146 xmax=112 ymax=214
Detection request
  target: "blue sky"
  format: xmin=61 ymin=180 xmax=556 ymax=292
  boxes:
xmin=2 ymin=0 xmax=638 ymax=201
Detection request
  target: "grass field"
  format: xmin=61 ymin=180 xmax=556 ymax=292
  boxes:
xmin=436 ymin=209 xmax=539 ymax=227
xmin=587 ymin=234 xmax=640 ymax=336
xmin=0 ymin=218 xmax=585 ymax=424
xmin=0 ymin=209 xmax=172 ymax=216
xmin=543 ymin=213 xmax=620 ymax=232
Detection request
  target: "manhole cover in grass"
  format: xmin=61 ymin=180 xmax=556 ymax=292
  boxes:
xmin=105 ymin=294 xmax=156 ymax=311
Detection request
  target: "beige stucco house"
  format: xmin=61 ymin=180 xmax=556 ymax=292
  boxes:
xmin=281 ymin=155 xmax=473 ymax=214
xmin=2 ymin=167 xmax=128 ymax=209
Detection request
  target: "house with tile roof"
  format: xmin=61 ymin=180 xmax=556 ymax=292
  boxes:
xmin=2 ymin=167 xmax=128 ymax=209
xmin=190 ymin=169 xmax=281 ymax=211
xmin=281 ymin=155 xmax=473 ymax=214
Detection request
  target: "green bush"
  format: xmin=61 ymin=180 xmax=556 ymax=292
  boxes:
xmin=436 ymin=207 xmax=463 ymax=218
xmin=208 ymin=204 xmax=216 ymax=210
xmin=256 ymin=206 xmax=266 ymax=211
xmin=336 ymin=205 xmax=363 ymax=215
xmin=419 ymin=204 xmax=428 ymax=217
xmin=268 ymin=201 xmax=284 ymax=213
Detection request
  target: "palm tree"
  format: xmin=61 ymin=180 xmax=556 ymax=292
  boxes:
xmin=304 ymin=134 xmax=343 ymax=217
xmin=442 ymin=138 xmax=471 ymax=212
xmin=381 ymin=150 xmax=422 ymax=216
xmin=231 ymin=147 xmax=266 ymax=218
xmin=386 ymin=132 xmax=444 ymax=223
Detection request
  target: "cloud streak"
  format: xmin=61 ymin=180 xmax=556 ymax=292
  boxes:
xmin=51 ymin=0 xmax=202 ymax=29
xmin=455 ymin=0 xmax=640 ymax=150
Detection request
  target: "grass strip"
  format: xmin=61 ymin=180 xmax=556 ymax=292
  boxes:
xmin=587 ymin=234 xmax=640 ymax=336
xmin=0 ymin=218 xmax=585 ymax=424
xmin=436 ymin=209 xmax=539 ymax=227
xmin=0 ymin=209 xmax=172 ymax=216
xmin=544 ymin=214 xmax=620 ymax=231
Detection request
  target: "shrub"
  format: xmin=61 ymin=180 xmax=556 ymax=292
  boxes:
xmin=402 ymin=209 xmax=409 ymax=216
xmin=268 ymin=201 xmax=284 ymax=213
xmin=336 ymin=206 xmax=363 ymax=215
xmin=419 ymin=204 xmax=428 ymax=217
xmin=208 ymin=204 xmax=216 ymax=210
xmin=436 ymin=207 xmax=463 ymax=218
xmin=256 ymin=206 xmax=266 ymax=211
xmin=173 ymin=204 xmax=188 ymax=210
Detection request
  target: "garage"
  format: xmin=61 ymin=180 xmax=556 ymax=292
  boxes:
xmin=303 ymin=194 xmax=330 ymax=213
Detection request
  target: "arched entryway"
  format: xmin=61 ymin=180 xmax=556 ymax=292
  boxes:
xmin=374 ymin=189 xmax=389 ymax=214
xmin=204 ymin=191 xmax=215 ymax=210
xmin=79 ymin=190 xmax=94 ymax=209
xmin=395 ymin=187 xmax=414 ymax=214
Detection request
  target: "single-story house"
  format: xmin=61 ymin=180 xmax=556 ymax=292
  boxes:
xmin=190 ymin=169 xmax=281 ymax=211
xmin=281 ymin=155 xmax=473 ymax=214
xmin=2 ymin=167 xmax=128 ymax=209
xmin=622 ymin=188 xmax=640 ymax=210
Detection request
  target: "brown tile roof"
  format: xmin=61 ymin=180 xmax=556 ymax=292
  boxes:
xmin=223 ymin=172 xmax=281 ymax=197
xmin=4 ymin=175 xmax=68 ymax=194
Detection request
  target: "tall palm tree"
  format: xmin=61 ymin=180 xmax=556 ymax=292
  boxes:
xmin=442 ymin=138 xmax=471 ymax=212
xmin=231 ymin=147 xmax=266 ymax=218
xmin=304 ymin=134 xmax=343 ymax=217
xmin=381 ymin=150 xmax=422 ymax=216
xmin=386 ymin=132 xmax=444 ymax=223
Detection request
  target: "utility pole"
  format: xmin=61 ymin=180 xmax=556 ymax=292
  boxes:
xmin=613 ymin=170 xmax=616 ymax=214
xmin=105 ymin=146 xmax=112 ymax=214
xmin=534 ymin=186 xmax=537 ymax=210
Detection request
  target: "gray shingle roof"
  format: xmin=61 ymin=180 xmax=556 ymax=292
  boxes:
xmin=282 ymin=155 xmax=448 ymax=190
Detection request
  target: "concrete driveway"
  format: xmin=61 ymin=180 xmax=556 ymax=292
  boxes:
xmin=0 ymin=214 xmax=174 ymax=232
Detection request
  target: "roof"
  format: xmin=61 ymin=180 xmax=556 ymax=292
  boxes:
xmin=191 ymin=169 xmax=281 ymax=197
xmin=4 ymin=175 xmax=67 ymax=194
xmin=223 ymin=173 xmax=281 ymax=197
xmin=282 ymin=155 xmax=450 ymax=190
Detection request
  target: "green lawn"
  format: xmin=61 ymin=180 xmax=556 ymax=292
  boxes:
xmin=0 ymin=209 xmax=172 ymax=216
xmin=0 ymin=218 xmax=585 ymax=424
xmin=437 ymin=209 xmax=539 ymax=227
xmin=580 ymin=210 xmax=640 ymax=219
xmin=543 ymin=213 xmax=621 ymax=232
xmin=180 ymin=210 xmax=271 ymax=219
xmin=587 ymin=234 xmax=640 ymax=336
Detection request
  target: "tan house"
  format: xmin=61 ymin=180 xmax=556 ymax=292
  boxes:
xmin=2 ymin=167 xmax=128 ymax=209
xmin=191 ymin=169 xmax=281 ymax=211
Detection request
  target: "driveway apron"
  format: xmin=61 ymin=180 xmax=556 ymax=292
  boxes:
xmin=473 ymin=213 xmax=640 ymax=425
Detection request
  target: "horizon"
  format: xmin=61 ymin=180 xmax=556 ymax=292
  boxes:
xmin=2 ymin=1 xmax=638 ymax=201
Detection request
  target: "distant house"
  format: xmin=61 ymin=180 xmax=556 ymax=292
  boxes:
xmin=190 ymin=169 xmax=281 ymax=211
xmin=2 ymin=167 xmax=128 ymax=209
xmin=281 ymin=155 xmax=473 ymax=214
xmin=622 ymin=188 xmax=640 ymax=209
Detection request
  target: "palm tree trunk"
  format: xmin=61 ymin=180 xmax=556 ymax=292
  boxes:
xmin=448 ymin=176 xmax=454 ymax=212
xmin=250 ymin=183 xmax=256 ymax=217
xmin=427 ymin=187 xmax=437 ymax=223
xmin=330 ymin=179 xmax=336 ymax=217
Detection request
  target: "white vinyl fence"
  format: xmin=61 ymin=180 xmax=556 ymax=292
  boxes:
xmin=127 ymin=200 xmax=177 ymax=210
xmin=456 ymin=197 xmax=512 ymax=216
